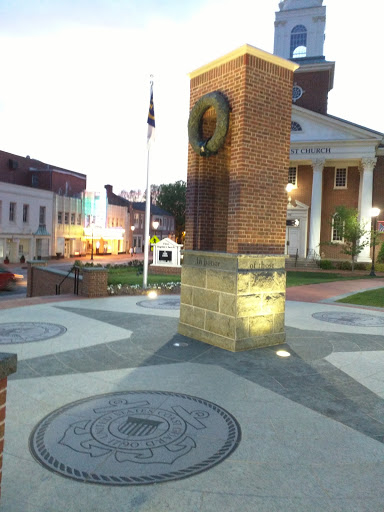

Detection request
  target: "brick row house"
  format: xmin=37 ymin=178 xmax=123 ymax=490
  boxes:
xmin=0 ymin=151 xmax=87 ymax=262
xmin=274 ymin=0 xmax=384 ymax=262
xmin=104 ymin=185 xmax=175 ymax=254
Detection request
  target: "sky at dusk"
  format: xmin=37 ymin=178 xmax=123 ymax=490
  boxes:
xmin=0 ymin=0 xmax=382 ymax=195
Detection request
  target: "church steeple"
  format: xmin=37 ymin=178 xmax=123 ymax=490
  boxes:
xmin=274 ymin=0 xmax=334 ymax=115
xmin=274 ymin=0 xmax=326 ymax=61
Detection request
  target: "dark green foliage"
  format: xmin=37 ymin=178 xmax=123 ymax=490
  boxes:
xmin=331 ymin=206 xmax=369 ymax=271
xmin=156 ymin=181 xmax=186 ymax=243
xmin=319 ymin=259 xmax=333 ymax=269
xmin=377 ymin=242 xmax=384 ymax=264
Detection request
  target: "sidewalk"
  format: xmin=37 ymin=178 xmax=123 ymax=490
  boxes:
xmin=0 ymin=278 xmax=383 ymax=511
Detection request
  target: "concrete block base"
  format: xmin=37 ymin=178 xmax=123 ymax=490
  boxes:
xmin=178 ymin=251 xmax=286 ymax=351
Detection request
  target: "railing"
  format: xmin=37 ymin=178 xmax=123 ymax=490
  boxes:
xmin=294 ymin=249 xmax=299 ymax=267
xmin=55 ymin=266 xmax=80 ymax=295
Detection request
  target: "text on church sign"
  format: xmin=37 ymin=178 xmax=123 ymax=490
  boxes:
xmin=290 ymin=147 xmax=331 ymax=155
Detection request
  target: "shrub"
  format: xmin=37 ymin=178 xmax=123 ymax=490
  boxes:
xmin=334 ymin=261 xmax=352 ymax=270
xmin=319 ymin=259 xmax=333 ymax=270
xmin=377 ymin=242 xmax=384 ymax=264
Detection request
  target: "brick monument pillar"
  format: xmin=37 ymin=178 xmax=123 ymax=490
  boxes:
xmin=178 ymin=44 xmax=298 ymax=351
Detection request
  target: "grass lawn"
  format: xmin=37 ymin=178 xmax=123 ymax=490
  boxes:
xmin=107 ymin=266 xmax=181 ymax=286
xmin=286 ymin=271 xmax=382 ymax=287
xmin=336 ymin=287 xmax=384 ymax=308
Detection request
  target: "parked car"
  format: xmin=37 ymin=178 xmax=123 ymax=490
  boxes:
xmin=0 ymin=266 xmax=17 ymax=291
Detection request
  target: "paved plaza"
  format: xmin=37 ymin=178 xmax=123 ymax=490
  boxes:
xmin=0 ymin=280 xmax=384 ymax=511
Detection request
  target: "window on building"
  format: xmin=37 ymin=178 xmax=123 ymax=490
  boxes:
xmin=134 ymin=213 xmax=139 ymax=227
xmin=77 ymin=214 xmax=82 ymax=225
xmin=140 ymin=215 xmax=143 ymax=229
xmin=291 ymin=25 xmax=307 ymax=58
xmin=18 ymin=244 xmax=24 ymax=255
xmin=9 ymin=202 xmax=16 ymax=222
xmin=64 ymin=212 xmax=69 ymax=224
xmin=39 ymin=206 xmax=46 ymax=225
xmin=332 ymin=214 xmax=344 ymax=242
xmin=32 ymin=175 xmax=39 ymax=187
xmin=71 ymin=213 xmax=75 ymax=225
xmin=335 ymin=168 xmax=347 ymax=189
xmin=288 ymin=167 xmax=297 ymax=187
xmin=291 ymin=121 xmax=302 ymax=132
xmin=23 ymin=204 xmax=29 ymax=223
xmin=58 ymin=211 xmax=63 ymax=224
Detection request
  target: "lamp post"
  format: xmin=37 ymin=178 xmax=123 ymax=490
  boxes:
xmin=369 ymin=207 xmax=381 ymax=277
xmin=130 ymin=225 xmax=135 ymax=256
xmin=285 ymin=183 xmax=294 ymax=255
xmin=286 ymin=182 xmax=294 ymax=204
xmin=91 ymin=224 xmax=94 ymax=261
xmin=152 ymin=220 xmax=159 ymax=238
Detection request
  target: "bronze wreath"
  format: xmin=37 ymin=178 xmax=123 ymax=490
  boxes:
xmin=188 ymin=91 xmax=230 ymax=157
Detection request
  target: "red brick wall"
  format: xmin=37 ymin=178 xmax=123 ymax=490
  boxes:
xmin=0 ymin=377 xmax=7 ymax=498
xmin=148 ymin=265 xmax=181 ymax=276
xmin=186 ymin=51 xmax=294 ymax=255
xmin=28 ymin=266 xmax=80 ymax=297
xmin=0 ymin=150 xmax=86 ymax=195
xmin=293 ymin=69 xmax=331 ymax=114
xmin=320 ymin=166 xmax=360 ymax=259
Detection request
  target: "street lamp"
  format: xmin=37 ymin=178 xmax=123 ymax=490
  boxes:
xmin=90 ymin=224 xmax=94 ymax=261
xmin=286 ymin=183 xmax=294 ymax=204
xmin=152 ymin=220 xmax=159 ymax=238
xmin=369 ymin=207 xmax=381 ymax=277
xmin=130 ymin=226 xmax=135 ymax=256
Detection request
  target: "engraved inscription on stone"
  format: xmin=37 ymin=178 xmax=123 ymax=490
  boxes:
xmin=196 ymin=257 xmax=220 ymax=267
xmin=0 ymin=322 xmax=67 ymax=344
xmin=29 ymin=391 xmax=241 ymax=485
xmin=137 ymin=297 xmax=180 ymax=310
xmin=312 ymin=312 xmax=384 ymax=327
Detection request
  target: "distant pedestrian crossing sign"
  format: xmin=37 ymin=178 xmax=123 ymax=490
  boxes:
xmin=150 ymin=235 xmax=160 ymax=251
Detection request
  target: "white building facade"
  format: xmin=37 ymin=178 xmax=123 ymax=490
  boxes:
xmin=275 ymin=0 xmax=384 ymax=262
xmin=0 ymin=182 xmax=54 ymax=262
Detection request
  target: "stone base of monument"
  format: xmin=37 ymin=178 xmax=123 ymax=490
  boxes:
xmin=178 ymin=251 xmax=286 ymax=352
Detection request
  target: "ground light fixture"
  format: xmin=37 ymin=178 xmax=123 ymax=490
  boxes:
xmin=369 ymin=207 xmax=381 ymax=277
xmin=147 ymin=290 xmax=157 ymax=299
xmin=276 ymin=350 xmax=291 ymax=357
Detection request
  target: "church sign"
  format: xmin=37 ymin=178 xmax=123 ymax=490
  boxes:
xmin=290 ymin=147 xmax=331 ymax=156
xmin=151 ymin=238 xmax=183 ymax=267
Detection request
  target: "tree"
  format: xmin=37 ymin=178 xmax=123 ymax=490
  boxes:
xmin=156 ymin=181 xmax=186 ymax=243
xmin=331 ymin=205 xmax=369 ymax=271
xmin=120 ymin=189 xmax=144 ymax=202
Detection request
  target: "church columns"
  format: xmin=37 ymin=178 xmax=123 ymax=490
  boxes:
xmin=308 ymin=159 xmax=325 ymax=258
xmin=357 ymin=158 xmax=376 ymax=262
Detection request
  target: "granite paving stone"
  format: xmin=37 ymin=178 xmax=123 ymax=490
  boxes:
xmin=0 ymin=290 xmax=384 ymax=512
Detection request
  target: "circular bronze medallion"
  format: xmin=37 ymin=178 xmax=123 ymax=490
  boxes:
xmin=312 ymin=312 xmax=384 ymax=327
xmin=0 ymin=322 xmax=67 ymax=344
xmin=29 ymin=391 xmax=241 ymax=485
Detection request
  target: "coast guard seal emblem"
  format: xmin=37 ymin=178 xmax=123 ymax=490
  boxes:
xmin=29 ymin=391 xmax=241 ymax=485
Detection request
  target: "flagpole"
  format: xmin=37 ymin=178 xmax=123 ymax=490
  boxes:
xmin=143 ymin=76 xmax=155 ymax=289
xmin=143 ymin=146 xmax=151 ymax=289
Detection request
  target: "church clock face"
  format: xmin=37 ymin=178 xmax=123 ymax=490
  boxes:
xmin=292 ymin=85 xmax=304 ymax=102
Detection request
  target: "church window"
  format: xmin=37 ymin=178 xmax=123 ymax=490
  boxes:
xmin=288 ymin=167 xmax=297 ymax=187
xmin=291 ymin=25 xmax=307 ymax=58
xmin=332 ymin=214 xmax=344 ymax=243
xmin=335 ymin=168 xmax=347 ymax=189
xmin=291 ymin=121 xmax=302 ymax=131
